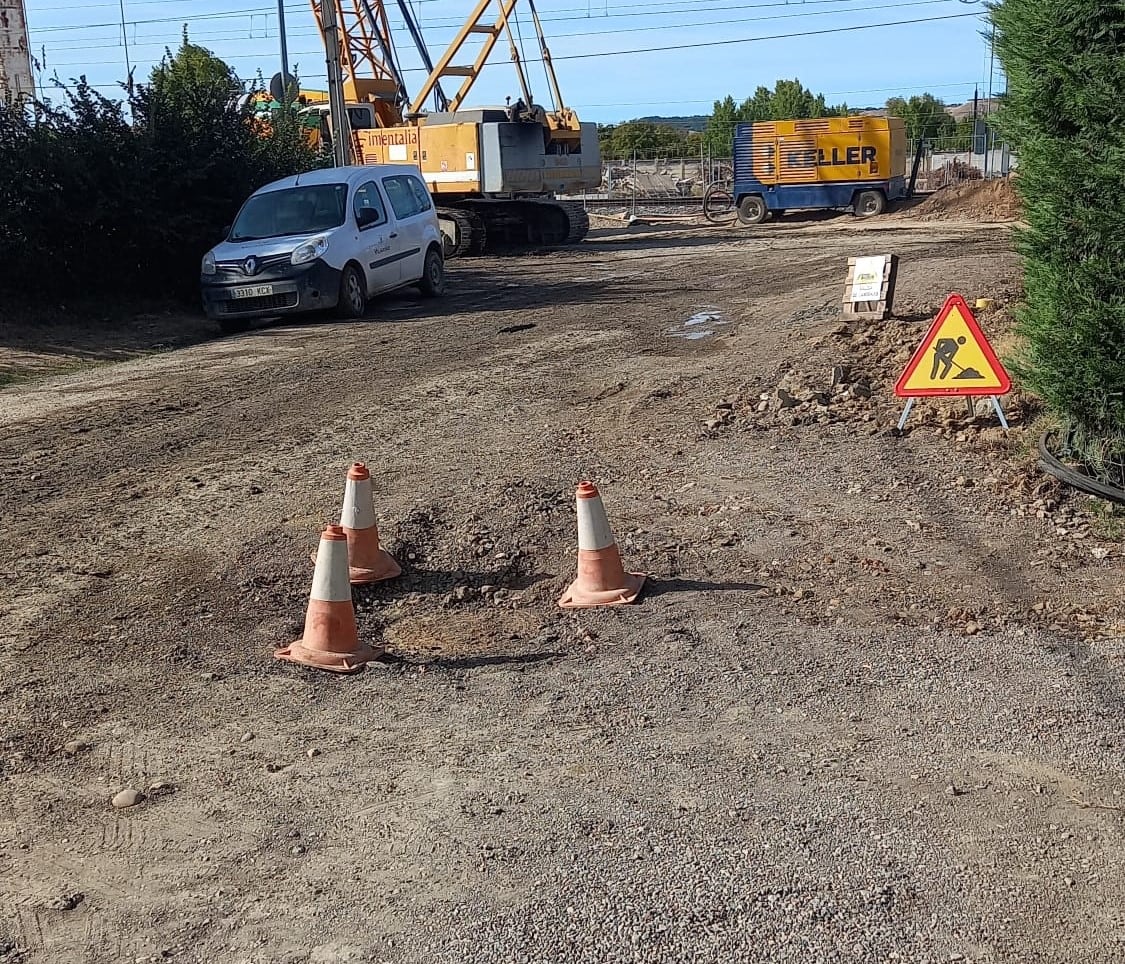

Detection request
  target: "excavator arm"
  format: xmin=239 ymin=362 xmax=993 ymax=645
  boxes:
xmin=409 ymin=0 xmax=527 ymax=116
xmin=408 ymin=0 xmax=582 ymax=141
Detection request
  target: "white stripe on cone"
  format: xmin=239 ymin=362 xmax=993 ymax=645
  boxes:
xmin=310 ymin=535 xmax=352 ymax=602
xmin=340 ymin=477 xmax=377 ymax=530
xmin=576 ymin=492 xmax=616 ymax=551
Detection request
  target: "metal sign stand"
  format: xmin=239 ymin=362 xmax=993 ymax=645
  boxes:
xmin=896 ymin=398 xmax=915 ymax=431
xmin=988 ymin=395 xmax=1010 ymax=430
xmin=896 ymin=395 xmax=1009 ymax=432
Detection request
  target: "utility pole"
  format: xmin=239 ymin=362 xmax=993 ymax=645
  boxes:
xmin=631 ymin=149 xmax=637 ymax=219
xmin=277 ymin=0 xmax=291 ymax=104
xmin=984 ymin=29 xmax=995 ymax=178
xmin=118 ymin=0 xmax=132 ymax=84
xmin=320 ymin=0 xmax=351 ymax=167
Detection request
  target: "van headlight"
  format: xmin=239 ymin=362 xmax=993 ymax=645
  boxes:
xmin=292 ymin=236 xmax=329 ymax=265
xmin=201 ymin=251 xmax=216 ymax=276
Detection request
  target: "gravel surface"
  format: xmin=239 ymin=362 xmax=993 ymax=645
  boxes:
xmin=1 ymin=217 xmax=1123 ymax=964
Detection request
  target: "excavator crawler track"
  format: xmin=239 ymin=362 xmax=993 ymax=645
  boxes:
xmin=451 ymin=198 xmax=590 ymax=253
xmin=436 ymin=207 xmax=487 ymax=259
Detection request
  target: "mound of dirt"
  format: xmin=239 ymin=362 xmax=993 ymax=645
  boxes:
xmin=904 ymin=178 xmax=1022 ymax=222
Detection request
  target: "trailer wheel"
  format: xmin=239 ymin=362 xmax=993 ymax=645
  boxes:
xmin=736 ymin=195 xmax=768 ymax=225
xmin=853 ymin=190 xmax=886 ymax=218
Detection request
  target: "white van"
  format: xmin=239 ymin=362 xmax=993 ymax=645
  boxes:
xmin=201 ymin=165 xmax=445 ymax=332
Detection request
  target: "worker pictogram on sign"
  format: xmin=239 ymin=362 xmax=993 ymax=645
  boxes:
xmin=895 ymin=294 xmax=1010 ymax=397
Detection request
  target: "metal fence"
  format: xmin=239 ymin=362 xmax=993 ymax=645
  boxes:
xmin=590 ymin=140 xmax=1016 ymax=202
xmin=908 ymin=135 xmax=1016 ymax=190
xmin=592 ymin=153 xmax=730 ymax=202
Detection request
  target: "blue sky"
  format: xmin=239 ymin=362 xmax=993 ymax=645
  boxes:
xmin=23 ymin=0 xmax=1001 ymax=122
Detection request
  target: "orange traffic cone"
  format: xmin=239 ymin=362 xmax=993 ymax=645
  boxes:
xmin=278 ymin=525 xmax=380 ymax=673
xmin=558 ymin=481 xmax=645 ymax=608
xmin=313 ymin=462 xmax=401 ymax=584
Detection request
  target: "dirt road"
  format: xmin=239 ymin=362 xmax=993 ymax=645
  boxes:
xmin=2 ymin=217 xmax=1123 ymax=964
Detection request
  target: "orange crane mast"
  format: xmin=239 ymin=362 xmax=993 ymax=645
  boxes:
xmin=307 ymin=0 xmax=602 ymax=255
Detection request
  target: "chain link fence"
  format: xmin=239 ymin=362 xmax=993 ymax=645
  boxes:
xmin=594 ymin=152 xmax=730 ymax=201
xmin=908 ymin=135 xmax=1016 ymax=191
xmin=590 ymin=139 xmax=1016 ymax=201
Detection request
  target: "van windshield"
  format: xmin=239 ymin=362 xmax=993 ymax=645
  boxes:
xmin=230 ymin=183 xmax=348 ymax=241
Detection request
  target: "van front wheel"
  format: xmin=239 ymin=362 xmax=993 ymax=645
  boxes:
xmin=336 ymin=264 xmax=367 ymax=319
xmin=736 ymin=195 xmax=768 ymax=225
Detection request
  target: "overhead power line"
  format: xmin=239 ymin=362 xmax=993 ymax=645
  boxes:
xmin=552 ymin=11 xmax=984 ymax=61
xmin=38 ymin=0 xmax=967 ymax=56
xmin=27 ymin=0 xmax=977 ymax=35
xmin=30 ymin=6 xmax=988 ymax=107
xmin=67 ymin=78 xmax=985 ymax=103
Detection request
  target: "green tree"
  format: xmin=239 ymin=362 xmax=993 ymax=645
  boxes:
xmin=597 ymin=120 xmax=695 ymax=158
xmin=703 ymin=94 xmax=741 ymax=155
xmin=769 ymin=78 xmax=826 ymax=120
xmin=991 ymin=0 xmax=1125 ymax=484
xmin=885 ymin=93 xmax=956 ymax=141
xmin=703 ymin=80 xmax=848 ymax=154
xmin=739 ymin=86 xmax=775 ymax=123
xmin=953 ymin=115 xmax=977 ymax=140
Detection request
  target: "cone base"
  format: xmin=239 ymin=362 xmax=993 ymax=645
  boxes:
xmin=274 ymin=637 xmax=382 ymax=674
xmin=558 ymin=572 xmax=646 ymax=609
xmin=348 ymin=550 xmax=402 ymax=585
xmin=310 ymin=548 xmax=402 ymax=585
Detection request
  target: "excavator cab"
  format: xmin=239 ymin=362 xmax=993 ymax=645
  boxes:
xmin=297 ymin=102 xmax=378 ymax=154
xmin=342 ymin=77 xmax=403 ymax=129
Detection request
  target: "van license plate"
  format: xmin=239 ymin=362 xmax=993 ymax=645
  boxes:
xmin=231 ymin=284 xmax=274 ymax=299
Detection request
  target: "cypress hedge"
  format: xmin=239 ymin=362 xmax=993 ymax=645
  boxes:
xmin=991 ymin=1 xmax=1125 ymax=486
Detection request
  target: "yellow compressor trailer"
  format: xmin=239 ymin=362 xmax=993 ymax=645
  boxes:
xmin=733 ymin=116 xmax=909 ymax=223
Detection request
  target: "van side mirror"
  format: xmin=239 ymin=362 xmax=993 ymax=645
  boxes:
xmin=356 ymin=208 xmax=379 ymax=228
xmin=222 ymin=224 xmax=232 ymax=238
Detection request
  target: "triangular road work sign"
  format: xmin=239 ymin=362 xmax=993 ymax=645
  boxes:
xmin=895 ymin=294 xmax=1011 ymax=397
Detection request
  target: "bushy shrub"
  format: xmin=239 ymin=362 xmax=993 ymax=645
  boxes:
xmin=0 ymin=36 xmax=321 ymax=303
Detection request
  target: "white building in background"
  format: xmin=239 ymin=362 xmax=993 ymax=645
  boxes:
xmin=0 ymin=0 xmax=34 ymax=103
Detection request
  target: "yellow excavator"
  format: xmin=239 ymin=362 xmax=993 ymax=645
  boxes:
xmin=307 ymin=0 xmax=601 ymax=255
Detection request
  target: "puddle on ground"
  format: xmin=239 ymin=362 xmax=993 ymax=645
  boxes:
xmin=667 ymin=307 xmax=731 ymax=340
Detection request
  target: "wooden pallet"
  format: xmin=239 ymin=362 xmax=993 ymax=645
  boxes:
xmin=842 ymin=254 xmax=899 ymax=320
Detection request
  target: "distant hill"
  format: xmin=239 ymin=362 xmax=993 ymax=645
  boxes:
xmin=628 ymin=114 xmax=710 ymax=131
xmin=615 ymin=103 xmax=974 ymax=128
xmin=621 ymin=110 xmax=889 ymax=129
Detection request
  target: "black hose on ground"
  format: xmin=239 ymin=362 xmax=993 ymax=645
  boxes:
xmin=1037 ymin=430 xmax=1125 ymax=505
xmin=703 ymin=184 xmax=736 ymax=225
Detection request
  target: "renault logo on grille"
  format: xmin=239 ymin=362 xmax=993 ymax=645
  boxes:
xmin=243 ymin=257 xmax=260 ymax=276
